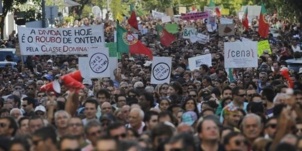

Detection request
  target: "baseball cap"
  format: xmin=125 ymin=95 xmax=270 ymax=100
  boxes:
xmin=181 ymin=111 xmax=198 ymax=126
xmin=35 ymin=105 xmax=46 ymax=113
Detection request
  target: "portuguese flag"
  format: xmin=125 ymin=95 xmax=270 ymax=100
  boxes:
xmin=117 ymin=23 xmax=153 ymax=59
xmin=128 ymin=4 xmax=138 ymax=30
xmin=258 ymin=4 xmax=269 ymax=38
xmin=242 ymin=7 xmax=249 ymax=30
xmin=156 ymin=25 xmax=175 ymax=47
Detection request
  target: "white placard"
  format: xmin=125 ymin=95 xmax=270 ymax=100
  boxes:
xmin=88 ymin=47 xmax=110 ymax=78
xmin=188 ymin=54 xmax=212 ymax=71
xmin=152 ymin=10 xmax=166 ymax=19
xmin=161 ymin=16 xmax=171 ymax=23
xmin=109 ymin=57 xmax=118 ymax=80
xmin=18 ymin=25 xmax=105 ymax=55
xmin=224 ymin=41 xmax=258 ymax=68
xmin=78 ymin=57 xmax=90 ymax=79
xmin=189 ymin=33 xmax=209 ymax=44
xmin=151 ymin=57 xmax=172 ymax=84
xmin=220 ymin=17 xmax=233 ymax=24
xmin=183 ymin=27 xmax=197 ymax=39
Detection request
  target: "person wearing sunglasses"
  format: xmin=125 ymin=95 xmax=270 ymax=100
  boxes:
xmin=0 ymin=116 xmax=18 ymax=139
xmin=31 ymin=126 xmax=58 ymax=151
xmin=223 ymin=131 xmax=248 ymax=151
xmin=264 ymin=116 xmax=277 ymax=139
xmin=82 ymin=120 xmax=102 ymax=151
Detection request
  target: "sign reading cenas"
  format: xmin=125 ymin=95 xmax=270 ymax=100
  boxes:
xmin=18 ymin=25 xmax=105 ymax=55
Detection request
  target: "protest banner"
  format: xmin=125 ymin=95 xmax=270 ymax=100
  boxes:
xmin=105 ymin=42 xmax=117 ymax=57
xmin=224 ymin=41 xmax=258 ymax=68
xmin=257 ymin=40 xmax=271 ymax=56
xmin=78 ymin=57 xmax=90 ymax=79
xmin=165 ymin=23 xmax=179 ymax=34
xmin=183 ymin=27 xmax=197 ymax=39
xmin=18 ymin=25 xmax=105 ymax=55
xmin=151 ymin=57 xmax=172 ymax=84
xmin=179 ymin=7 xmax=187 ymax=14
xmin=221 ymin=8 xmax=230 ymax=15
xmin=218 ymin=24 xmax=235 ymax=36
xmin=188 ymin=54 xmax=212 ymax=71
xmin=88 ymin=47 xmax=110 ymax=78
xmin=152 ymin=10 xmax=165 ymax=19
xmin=165 ymin=8 xmax=174 ymax=17
xmin=220 ymin=17 xmax=233 ymax=24
xmin=190 ymin=33 xmax=209 ymax=44
xmin=161 ymin=16 xmax=171 ymax=23
xmin=180 ymin=12 xmax=208 ymax=20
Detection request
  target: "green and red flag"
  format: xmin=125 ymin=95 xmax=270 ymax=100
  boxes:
xmin=242 ymin=7 xmax=249 ymax=30
xmin=258 ymin=4 xmax=269 ymax=38
xmin=128 ymin=4 xmax=138 ymax=30
xmin=117 ymin=23 xmax=153 ymax=59
xmin=156 ymin=25 xmax=176 ymax=47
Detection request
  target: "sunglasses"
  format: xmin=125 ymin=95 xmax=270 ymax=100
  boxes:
xmin=38 ymin=95 xmax=45 ymax=97
xmin=113 ymin=133 xmax=126 ymax=140
xmin=189 ymin=95 xmax=197 ymax=97
xmin=27 ymin=87 xmax=34 ymax=90
xmin=234 ymin=140 xmax=248 ymax=146
xmin=237 ymin=94 xmax=246 ymax=97
xmin=22 ymin=104 xmax=27 ymax=107
xmin=266 ymin=124 xmax=277 ymax=129
xmin=89 ymin=130 xmax=102 ymax=136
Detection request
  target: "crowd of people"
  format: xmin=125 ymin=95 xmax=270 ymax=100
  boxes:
xmin=0 ymin=10 xmax=302 ymax=151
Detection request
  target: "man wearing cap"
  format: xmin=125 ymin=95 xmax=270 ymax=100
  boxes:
xmin=34 ymin=105 xmax=46 ymax=118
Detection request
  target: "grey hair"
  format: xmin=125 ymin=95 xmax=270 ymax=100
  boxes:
xmin=131 ymin=108 xmax=144 ymax=120
xmin=54 ymin=110 xmax=71 ymax=120
xmin=241 ymin=113 xmax=262 ymax=127
xmin=10 ymin=108 xmax=22 ymax=115
xmin=84 ymin=120 xmax=101 ymax=134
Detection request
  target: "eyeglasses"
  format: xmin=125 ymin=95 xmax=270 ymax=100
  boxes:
xmin=237 ymin=94 xmax=246 ymax=97
xmin=14 ymin=87 xmax=22 ymax=90
xmin=38 ymin=95 xmax=45 ymax=97
xmin=0 ymin=123 xmax=7 ymax=128
xmin=61 ymin=149 xmax=81 ymax=151
xmin=189 ymin=95 xmax=196 ymax=97
xmin=22 ymin=104 xmax=27 ymax=107
xmin=266 ymin=124 xmax=277 ymax=129
xmin=113 ymin=133 xmax=126 ymax=140
xmin=161 ymin=86 xmax=168 ymax=90
xmin=89 ymin=130 xmax=102 ymax=136
xmin=68 ymin=123 xmax=82 ymax=127
xmin=27 ymin=87 xmax=34 ymax=90
xmin=234 ymin=140 xmax=248 ymax=146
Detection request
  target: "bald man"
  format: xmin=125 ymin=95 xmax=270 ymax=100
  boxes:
xmin=126 ymin=108 xmax=145 ymax=134
xmin=101 ymin=102 xmax=113 ymax=115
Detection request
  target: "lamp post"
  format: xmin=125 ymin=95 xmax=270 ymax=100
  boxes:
xmin=42 ymin=0 xmax=46 ymax=27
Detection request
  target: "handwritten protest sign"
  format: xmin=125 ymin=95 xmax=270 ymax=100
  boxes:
xmin=257 ymin=40 xmax=271 ymax=56
xmin=183 ymin=27 xmax=197 ymax=39
xmin=218 ymin=24 xmax=235 ymax=36
xmin=88 ymin=47 xmax=110 ymax=78
xmin=18 ymin=25 xmax=104 ymax=55
xmin=151 ymin=57 xmax=172 ymax=84
xmin=152 ymin=10 xmax=165 ymax=19
xmin=188 ymin=54 xmax=212 ymax=71
xmin=180 ymin=12 xmax=208 ymax=20
xmin=165 ymin=23 xmax=178 ymax=34
xmin=224 ymin=41 xmax=258 ymax=68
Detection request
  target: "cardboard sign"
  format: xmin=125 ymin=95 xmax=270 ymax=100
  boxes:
xmin=88 ymin=47 xmax=110 ymax=78
xmin=161 ymin=16 xmax=171 ymax=23
xmin=179 ymin=7 xmax=187 ymax=14
xmin=218 ymin=24 xmax=235 ymax=36
xmin=151 ymin=57 xmax=172 ymax=84
xmin=224 ymin=41 xmax=258 ymax=68
xmin=165 ymin=23 xmax=179 ymax=34
xmin=18 ymin=25 xmax=105 ymax=55
xmin=258 ymin=40 xmax=271 ymax=56
xmin=181 ymin=12 xmax=208 ymax=20
xmin=183 ymin=27 xmax=197 ymax=39
xmin=188 ymin=54 xmax=212 ymax=71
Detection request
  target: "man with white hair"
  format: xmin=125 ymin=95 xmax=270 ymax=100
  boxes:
xmin=54 ymin=110 xmax=71 ymax=138
xmin=126 ymin=108 xmax=145 ymax=134
xmin=241 ymin=113 xmax=263 ymax=144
